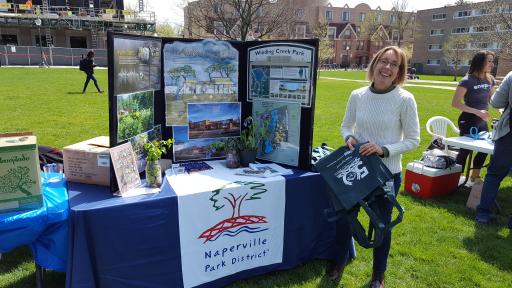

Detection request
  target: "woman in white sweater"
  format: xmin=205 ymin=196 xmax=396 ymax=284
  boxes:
xmin=327 ymin=46 xmax=420 ymax=288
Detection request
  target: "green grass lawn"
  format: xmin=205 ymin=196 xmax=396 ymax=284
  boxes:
xmin=319 ymin=70 xmax=460 ymax=86
xmin=0 ymin=67 xmax=511 ymax=288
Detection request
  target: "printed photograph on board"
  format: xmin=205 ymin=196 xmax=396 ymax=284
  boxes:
xmin=172 ymin=125 xmax=226 ymax=162
xmin=253 ymin=100 xmax=301 ymax=166
xmin=187 ymin=102 xmax=241 ymax=139
xmin=113 ymin=36 xmax=161 ymax=95
xmin=163 ymin=40 xmax=239 ymax=126
xmin=248 ymin=43 xmax=314 ymax=107
xmin=117 ymin=90 xmax=154 ymax=142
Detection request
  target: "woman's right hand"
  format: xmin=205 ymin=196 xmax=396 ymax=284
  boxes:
xmin=475 ymin=110 xmax=490 ymax=121
xmin=346 ymin=136 xmax=358 ymax=150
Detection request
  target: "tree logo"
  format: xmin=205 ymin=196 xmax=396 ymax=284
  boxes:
xmin=198 ymin=181 xmax=268 ymax=244
xmin=0 ymin=166 xmax=35 ymax=196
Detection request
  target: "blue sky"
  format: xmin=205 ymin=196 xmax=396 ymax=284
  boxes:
xmin=188 ymin=103 xmax=240 ymax=123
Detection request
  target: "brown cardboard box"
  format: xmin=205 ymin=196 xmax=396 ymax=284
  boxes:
xmin=63 ymin=136 xmax=110 ymax=186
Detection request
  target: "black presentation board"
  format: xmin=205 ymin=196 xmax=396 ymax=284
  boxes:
xmin=107 ymin=32 xmax=319 ymax=192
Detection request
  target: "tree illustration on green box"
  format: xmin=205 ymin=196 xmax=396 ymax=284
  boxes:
xmin=0 ymin=166 xmax=36 ymax=196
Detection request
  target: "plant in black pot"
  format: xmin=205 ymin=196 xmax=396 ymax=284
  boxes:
xmin=239 ymin=116 xmax=267 ymax=167
xmin=208 ymin=137 xmax=240 ymax=168
xmin=143 ymin=138 xmax=174 ymax=187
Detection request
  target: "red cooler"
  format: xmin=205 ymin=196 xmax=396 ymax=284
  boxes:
xmin=404 ymin=161 xmax=462 ymax=199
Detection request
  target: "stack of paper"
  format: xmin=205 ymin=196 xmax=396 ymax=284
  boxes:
xmin=235 ymin=163 xmax=293 ymax=178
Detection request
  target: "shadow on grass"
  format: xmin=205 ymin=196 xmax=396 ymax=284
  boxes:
xmin=66 ymin=92 xmax=84 ymax=95
xmin=462 ymin=223 xmax=512 ymax=272
xmin=0 ymin=246 xmax=66 ymax=287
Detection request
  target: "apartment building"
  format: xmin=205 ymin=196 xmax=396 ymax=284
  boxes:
xmin=183 ymin=1 xmax=415 ymax=67
xmin=411 ymin=0 xmax=512 ymax=77
xmin=0 ymin=0 xmax=155 ymax=49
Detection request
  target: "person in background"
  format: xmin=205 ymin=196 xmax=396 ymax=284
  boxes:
xmin=451 ymin=50 xmax=495 ymax=183
xmin=327 ymin=46 xmax=420 ymax=288
xmin=81 ymin=50 xmax=103 ymax=94
xmin=476 ymin=71 xmax=512 ymax=225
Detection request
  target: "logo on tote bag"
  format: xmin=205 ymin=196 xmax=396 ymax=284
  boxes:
xmin=334 ymin=157 xmax=369 ymax=186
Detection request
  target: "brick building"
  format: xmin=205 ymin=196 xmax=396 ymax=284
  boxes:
xmin=0 ymin=0 xmax=155 ymax=49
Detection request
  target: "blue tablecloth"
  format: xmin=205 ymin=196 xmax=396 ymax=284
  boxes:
xmin=0 ymin=176 xmax=69 ymax=272
xmin=66 ymin=170 xmax=354 ymax=287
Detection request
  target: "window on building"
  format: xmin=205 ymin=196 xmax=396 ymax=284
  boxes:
xmin=327 ymin=27 xmax=336 ymax=39
xmin=69 ymin=36 xmax=87 ymax=48
xmin=343 ymin=41 xmax=351 ymax=50
xmin=499 ymin=5 xmax=512 ymax=13
xmin=427 ymin=59 xmax=441 ymax=65
xmin=359 ymin=12 xmax=366 ymax=22
xmin=472 ymin=25 xmax=493 ymax=33
xmin=256 ymin=7 xmax=262 ymax=17
xmin=454 ymin=10 xmax=472 ymax=18
xmin=214 ymin=21 xmax=225 ymax=35
xmin=428 ymin=44 xmax=443 ymax=50
xmin=430 ymin=29 xmax=444 ymax=36
xmin=391 ymin=14 xmax=397 ymax=24
xmin=213 ymin=3 xmax=221 ymax=13
xmin=471 ymin=42 xmax=491 ymax=49
xmin=342 ymin=11 xmax=350 ymax=21
xmin=0 ymin=34 xmax=18 ymax=45
xmin=432 ymin=13 xmax=446 ymax=20
xmin=326 ymin=10 xmax=333 ymax=21
xmin=35 ymin=35 xmax=53 ymax=47
xmin=356 ymin=40 xmax=364 ymax=50
xmin=452 ymin=27 xmax=469 ymax=34
xmin=295 ymin=25 xmax=306 ymax=38
xmin=377 ymin=14 xmax=382 ymax=23
xmin=356 ymin=26 xmax=361 ymax=33
xmin=296 ymin=8 xmax=304 ymax=17
xmin=391 ymin=30 xmax=399 ymax=40
xmin=342 ymin=29 xmax=351 ymax=39
xmin=475 ymin=9 xmax=489 ymax=16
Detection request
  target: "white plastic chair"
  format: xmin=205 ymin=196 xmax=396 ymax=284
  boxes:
xmin=426 ymin=116 xmax=460 ymax=140
xmin=425 ymin=116 xmax=460 ymax=157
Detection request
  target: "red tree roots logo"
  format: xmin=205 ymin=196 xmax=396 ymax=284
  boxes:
xmin=198 ymin=181 xmax=269 ymax=243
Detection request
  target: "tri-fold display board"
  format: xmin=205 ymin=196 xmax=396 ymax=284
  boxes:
xmin=107 ymin=32 xmax=319 ymax=187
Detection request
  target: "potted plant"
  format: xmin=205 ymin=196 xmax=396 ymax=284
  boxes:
xmin=143 ymin=138 xmax=174 ymax=187
xmin=208 ymin=137 xmax=240 ymax=168
xmin=239 ymin=116 xmax=267 ymax=167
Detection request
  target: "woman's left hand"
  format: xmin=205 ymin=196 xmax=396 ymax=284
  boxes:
xmin=359 ymin=143 xmax=384 ymax=156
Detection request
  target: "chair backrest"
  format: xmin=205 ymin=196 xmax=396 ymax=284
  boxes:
xmin=426 ymin=116 xmax=460 ymax=139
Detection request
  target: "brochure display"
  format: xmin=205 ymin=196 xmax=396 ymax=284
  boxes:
xmin=108 ymin=33 xmax=318 ymax=192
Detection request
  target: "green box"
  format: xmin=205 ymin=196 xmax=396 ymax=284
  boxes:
xmin=0 ymin=135 xmax=43 ymax=214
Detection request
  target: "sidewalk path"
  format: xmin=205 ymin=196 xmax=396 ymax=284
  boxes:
xmin=320 ymin=77 xmax=457 ymax=91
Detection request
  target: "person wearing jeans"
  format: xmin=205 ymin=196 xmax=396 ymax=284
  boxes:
xmin=330 ymin=46 xmax=420 ymax=288
xmin=476 ymin=71 xmax=512 ymax=225
xmin=81 ymin=50 xmax=103 ymax=94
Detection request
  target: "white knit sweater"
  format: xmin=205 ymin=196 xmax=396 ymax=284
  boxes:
xmin=340 ymin=86 xmax=420 ymax=174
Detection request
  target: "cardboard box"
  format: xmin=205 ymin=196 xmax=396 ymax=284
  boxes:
xmin=0 ymin=135 xmax=43 ymax=213
xmin=404 ymin=161 xmax=462 ymax=199
xmin=63 ymin=136 xmax=110 ymax=186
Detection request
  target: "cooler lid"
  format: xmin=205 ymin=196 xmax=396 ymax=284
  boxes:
xmin=406 ymin=161 xmax=462 ymax=176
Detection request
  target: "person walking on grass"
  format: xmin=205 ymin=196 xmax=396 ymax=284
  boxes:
xmin=476 ymin=71 xmax=512 ymax=226
xmin=451 ymin=51 xmax=496 ymax=184
xmin=81 ymin=50 xmax=103 ymax=94
xmin=327 ymin=46 xmax=420 ymax=288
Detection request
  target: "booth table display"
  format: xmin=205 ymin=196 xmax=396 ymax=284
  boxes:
xmin=66 ymin=164 xmax=355 ymax=288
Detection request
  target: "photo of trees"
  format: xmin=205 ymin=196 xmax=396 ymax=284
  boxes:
xmin=117 ymin=90 xmax=154 ymax=142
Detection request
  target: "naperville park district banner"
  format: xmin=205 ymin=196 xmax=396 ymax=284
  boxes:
xmin=170 ymin=163 xmax=285 ymax=288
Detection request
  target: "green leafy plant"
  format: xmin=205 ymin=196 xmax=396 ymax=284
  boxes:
xmin=208 ymin=137 xmax=240 ymax=153
xmin=143 ymin=138 xmax=174 ymax=162
xmin=240 ymin=116 xmax=268 ymax=151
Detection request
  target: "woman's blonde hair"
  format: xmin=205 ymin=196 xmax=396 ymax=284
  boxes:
xmin=367 ymin=46 xmax=408 ymax=86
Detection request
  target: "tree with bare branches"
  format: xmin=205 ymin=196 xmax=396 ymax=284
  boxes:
xmin=390 ymin=0 xmax=416 ymax=47
xmin=184 ymin=0 xmax=295 ymax=41
xmin=469 ymin=0 xmax=512 ymax=57
xmin=443 ymin=35 xmax=471 ymax=81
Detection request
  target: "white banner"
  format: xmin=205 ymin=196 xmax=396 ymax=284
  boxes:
xmin=170 ymin=161 xmax=285 ymax=288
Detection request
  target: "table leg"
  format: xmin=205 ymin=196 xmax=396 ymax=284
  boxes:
xmin=35 ymin=263 xmax=45 ymax=288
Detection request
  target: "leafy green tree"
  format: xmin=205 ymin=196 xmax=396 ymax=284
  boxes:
xmin=156 ymin=23 xmax=177 ymax=37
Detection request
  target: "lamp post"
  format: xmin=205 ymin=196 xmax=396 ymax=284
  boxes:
xmin=34 ymin=17 xmax=48 ymax=67
xmin=345 ymin=45 xmax=350 ymax=71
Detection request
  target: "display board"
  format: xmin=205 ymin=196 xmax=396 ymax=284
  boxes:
xmin=108 ymin=33 xmax=318 ymax=192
